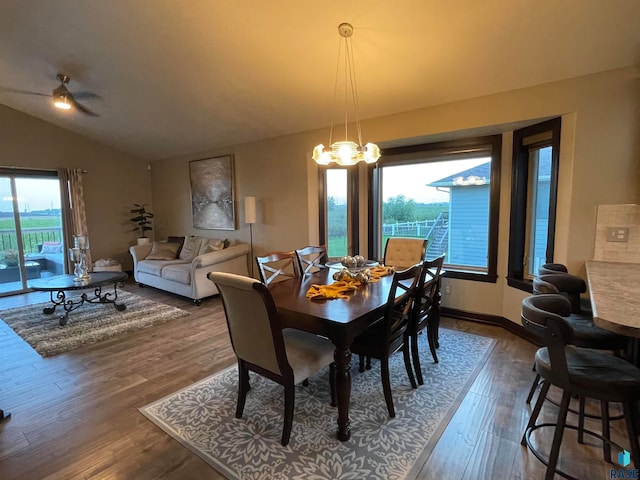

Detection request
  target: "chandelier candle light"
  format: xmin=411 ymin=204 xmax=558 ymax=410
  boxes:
xmin=69 ymin=234 xmax=91 ymax=283
xmin=312 ymin=23 xmax=381 ymax=166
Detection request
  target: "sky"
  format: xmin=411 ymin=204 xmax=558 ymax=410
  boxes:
xmin=1 ymin=157 xmax=490 ymax=212
xmin=0 ymin=177 xmax=62 ymax=213
xmin=327 ymin=157 xmax=490 ymax=204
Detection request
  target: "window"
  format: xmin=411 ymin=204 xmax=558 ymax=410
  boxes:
xmin=508 ymin=118 xmax=561 ymax=291
xmin=369 ymin=136 xmax=502 ymax=282
xmin=0 ymin=169 xmax=65 ymax=295
xmin=318 ymin=167 xmax=359 ymax=258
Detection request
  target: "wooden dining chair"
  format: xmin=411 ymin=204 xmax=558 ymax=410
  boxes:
xmin=208 ymin=271 xmax=336 ymax=446
xmin=256 ymin=251 xmax=301 ymax=285
xmin=382 ymin=237 xmax=427 ymax=269
xmin=350 ymin=263 xmax=422 ymax=417
xmin=295 ymin=245 xmax=328 ymax=274
xmin=407 ymin=254 xmax=445 ymax=384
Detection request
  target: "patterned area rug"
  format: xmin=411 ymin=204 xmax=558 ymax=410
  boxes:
xmin=140 ymin=328 xmax=496 ymax=480
xmin=0 ymin=291 xmax=189 ymax=356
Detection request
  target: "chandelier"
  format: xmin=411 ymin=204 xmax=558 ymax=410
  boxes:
xmin=313 ymin=23 xmax=380 ymax=166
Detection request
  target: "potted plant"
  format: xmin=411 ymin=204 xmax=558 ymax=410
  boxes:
xmin=129 ymin=203 xmax=154 ymax=244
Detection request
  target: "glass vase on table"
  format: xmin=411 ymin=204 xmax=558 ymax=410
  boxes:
xmin=69 ymin=238 xmax=90 ymax=283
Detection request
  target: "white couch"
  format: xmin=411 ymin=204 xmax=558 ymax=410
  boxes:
xmin=129 ymin=238 xmax=250 ymax=304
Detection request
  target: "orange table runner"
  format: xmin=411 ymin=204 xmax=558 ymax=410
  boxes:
xmin=305 ymin=265 xmax=395 ymax=301
xmin=369 ymin=265 xmax=395 ymax=282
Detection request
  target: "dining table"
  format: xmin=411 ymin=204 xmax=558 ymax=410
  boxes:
xmin=268 ymin=268 xmax=396 ymax=441
xmin=585 ymin=260 xmax=640 ymax=364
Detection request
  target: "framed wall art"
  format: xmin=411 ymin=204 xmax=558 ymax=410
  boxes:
xmin=189 ymin=155 xmax=236 ymax=230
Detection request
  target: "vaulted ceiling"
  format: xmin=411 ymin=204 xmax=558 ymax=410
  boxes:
xmin=1 ymin=1 xmax=639 ymax=161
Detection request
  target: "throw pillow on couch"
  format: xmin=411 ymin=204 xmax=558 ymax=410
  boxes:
xmin=145 ymin=241 xmax=182 ymax=261
xmin=179 ymin=236 xmax=202 ymax=261
xmin=199 ymin=238 xmax=230 ymax=255
xmin=143 ymin=236 xmax=231 ymax=262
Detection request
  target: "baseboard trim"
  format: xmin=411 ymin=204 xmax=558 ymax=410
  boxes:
xmin=441 ymin=307 xmax=540 ymax=346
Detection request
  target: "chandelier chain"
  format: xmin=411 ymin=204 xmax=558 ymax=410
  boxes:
xmin=329 ymin=35 xmax=343 ymax=148
xmin=346 ymin=34 xmax=363 ymax=147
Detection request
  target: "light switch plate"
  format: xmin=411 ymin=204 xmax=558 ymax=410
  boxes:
xmin=606 ymin=227 xmax=629 ymax=242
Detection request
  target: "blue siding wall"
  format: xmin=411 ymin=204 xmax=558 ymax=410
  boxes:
xmin=530 ymin=179 xmax=550 ymax=274
xmin=448 ymin=185 xmax=489 ymax=267
xmin=531 ymin=218 xmax=549 ymax=274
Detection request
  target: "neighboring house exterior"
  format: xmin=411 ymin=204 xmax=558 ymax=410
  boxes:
xmin=429 ymin=161 xmax=491 ymax=268
xmin=429 ymin=149 xmax=551 ymax=271
xmin=528 ymin=148 xmax=552 ymax=275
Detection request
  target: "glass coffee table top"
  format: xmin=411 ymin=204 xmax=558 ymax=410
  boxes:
xmin=30 ymin=271 xmax=128 ymax=290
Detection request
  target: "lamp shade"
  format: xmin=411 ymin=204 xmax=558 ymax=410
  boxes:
xmin=244 ymin=196 xmax=256 ymax=224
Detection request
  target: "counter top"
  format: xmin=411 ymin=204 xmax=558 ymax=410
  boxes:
xmin=585 ymin=260 xmax=640 ymax=338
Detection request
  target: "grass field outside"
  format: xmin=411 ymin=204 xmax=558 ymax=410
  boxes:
xmin=0 ymin=215 xmax=63 ymax=253
xmin=0 ymin=216 xmax=61 ymax=229
xmin=328 ymin=234 xmax=424 ymax=260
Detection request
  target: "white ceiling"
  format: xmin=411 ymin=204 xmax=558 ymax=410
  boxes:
xmin=1 ymin=1 xmax=639 ymax=161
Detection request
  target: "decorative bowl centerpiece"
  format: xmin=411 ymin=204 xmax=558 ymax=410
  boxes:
xmin=328 ymin=255 xmax=378 ymax=283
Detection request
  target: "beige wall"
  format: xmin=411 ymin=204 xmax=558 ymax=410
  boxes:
xmin=152 ymin=67 xmax=640 ymax=323
xmin=593 ymin=204 xmax=640 ymax=263
xmin=0 ymin=105 xmax=152 ymax=271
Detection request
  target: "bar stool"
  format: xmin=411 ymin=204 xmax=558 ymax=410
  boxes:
xmin=538 ymin=262 xmax=568 ymax=275
xmin=538 ymin=263 xmax=593 ymax=314
xmin=535 ymin=272 xmax=593 ymax=316
xmin=527 ymin=274 xmax=629 ymax=403
xmin=521 ymin=294 xmax=640 ymax=479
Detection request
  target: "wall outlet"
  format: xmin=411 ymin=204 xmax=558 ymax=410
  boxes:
xmin=606 ymin=226 xmax=629 ymax=242
xmin=444 ymin=285 xmax=452 ymax=295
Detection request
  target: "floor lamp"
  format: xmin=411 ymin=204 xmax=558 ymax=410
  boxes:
xmin=245 ymin=196 xmax=256 ymax=277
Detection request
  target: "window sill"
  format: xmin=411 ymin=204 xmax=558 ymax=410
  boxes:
xmin=443 ymin=269 xmax=497 ymax=283
xmin=507 ymin=277 xmax=533 ymax=293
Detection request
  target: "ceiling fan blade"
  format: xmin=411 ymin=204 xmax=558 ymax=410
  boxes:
xmin=72 ymin=91 xmax=102 ymax=101
xmin=2 ymin=75 xmax=100 ymax=117
xmin=69 ymin=96 xmax=99 ymax=117
xmin=0 ymin=86 xmax=51 ymax=97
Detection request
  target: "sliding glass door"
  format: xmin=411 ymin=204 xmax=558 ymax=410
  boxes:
xmin=0 ymin=171 xmax=65 ymax=295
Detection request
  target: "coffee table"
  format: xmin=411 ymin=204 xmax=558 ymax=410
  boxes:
xmin=30 ymin=272 xmax=129 ymax=326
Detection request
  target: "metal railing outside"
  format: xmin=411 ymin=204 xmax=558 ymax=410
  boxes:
xmin=0 ymin=227 xmax=63 ymax=254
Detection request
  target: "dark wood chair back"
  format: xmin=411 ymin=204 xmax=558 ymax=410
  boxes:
xmin=350 ymin=263 xmax=422 ymax=417
xmin=412 ymin=254 xmax=445 ymax=329
xmin=407 ymin=254 xmax=445 ymax=375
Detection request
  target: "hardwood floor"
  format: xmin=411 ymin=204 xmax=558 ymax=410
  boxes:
xmin=0 ymin=280 xmax=632 ymax=479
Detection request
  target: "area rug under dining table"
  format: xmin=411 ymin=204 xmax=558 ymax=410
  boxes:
xmin=140 ymin=328 xmax=496 ymax=480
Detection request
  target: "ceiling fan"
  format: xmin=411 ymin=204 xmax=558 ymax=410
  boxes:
xmin=0 ymin=73 xmax=100 ymax=117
